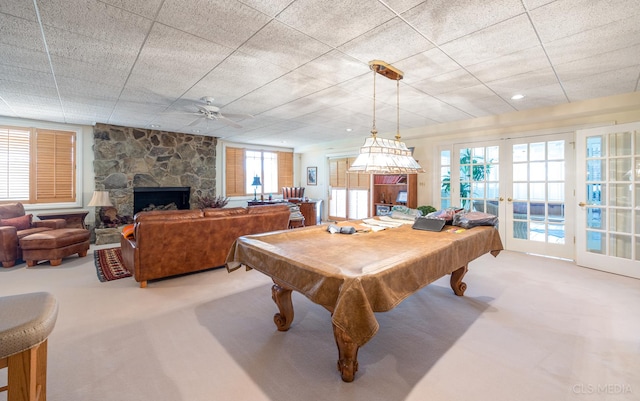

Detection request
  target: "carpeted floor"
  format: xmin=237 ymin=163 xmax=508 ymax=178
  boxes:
xmin=0 ymin=246 xmax=638 ymax=401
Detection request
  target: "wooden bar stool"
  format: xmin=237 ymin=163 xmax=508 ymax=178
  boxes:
xmin=0 ymin=292 xmax=58 ymax=401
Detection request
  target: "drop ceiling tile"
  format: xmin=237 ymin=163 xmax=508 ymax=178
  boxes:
xmin=505 ymin=83 xmax=568 ymax=110
xmin=182 ymin=50 xmax=289 ymax=107
xmin=338 ymin=17 xmax=435 ymax=65
xmin=412 ymin=68 xmax=483 ymax=96
xmin=394 ymin=48 xmax=461 ymax=84
xmin=0 ymin=44 xmax=50 ymax=72
xmin=465 ymin=45 xmax=551 ymax=82
xmin=100 ymin=0 xmax=164 ymax=17
xmin=239 ymin=20 xmax=332 ymax=71
xmin=385 ymin=0 xmax=429 ymax=14
xmin=544 ymin=16 xmax=640 ymax=65
xmin=0 ymin=92 xmax=63 ymax=115
xmin=438 ymin=91 xmax=514 ymax=117
xmin=402 ymin=0 xmax=526 ymax=45
xmin=0 ymin=2 xmax=36 ymax=20
xmin=554 ymin=44 xmax=640 ymax=82
xmin=43 ymin=26 xmax=141 ymax=70
xmin=563 ymin=65 xmax=640 ymax=102
xmin=530 ymin=0 xmax=640 ymax=43
xmin=122 ymin=24 xmax=234 ymax=101
xmin=0 ymin=67 xmax=56 ymax=95
xmin=440 ymin=14 xmax=540 ymax=67
xmin=485 ymin=66 xmax=561 ymax=98
xmin=56 ymin=76 xmax=122 ymax=100
xmin=239 ymin=0 xmax=292 ymax=17
xmin=0 ymin=13 xmax=45 ymax=50
xmin=276 ymin=0 xmax=396 ymax=48
xmin=157 ymin=0 xmax=272 ymax=49
xmin=49 ymin=56 xmax=129 ymax=87
xmin=296 ymin=51 xmax=367 ymax=86
xmin=236 ymin=70 xmax=333 ymax=113
xmin=38 ymin=0 xmax=152 ymax=45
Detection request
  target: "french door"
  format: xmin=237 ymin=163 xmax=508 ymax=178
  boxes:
xmin=576 ymin=122 xmax=640 ymax=278
xmin=446 ymin=132 xmax=574 ymax=259
xmin=328 ymin=157 xmax=369 ymax=221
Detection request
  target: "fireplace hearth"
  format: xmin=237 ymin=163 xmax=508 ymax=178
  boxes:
xmin=134 ymin=187 xmax=190 ymax=215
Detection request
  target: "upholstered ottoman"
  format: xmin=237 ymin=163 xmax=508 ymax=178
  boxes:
xmin=19 ymin=228 xmax=90 ymax=266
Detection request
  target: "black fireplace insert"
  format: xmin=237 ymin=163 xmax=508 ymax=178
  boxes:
xmin=133 ymin=187 xmax=190 ymax=215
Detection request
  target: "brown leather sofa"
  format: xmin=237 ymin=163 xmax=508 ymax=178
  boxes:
xmin=0 ymin=203 xmax=66 ymax=267
xmin=120 ymin=205 xmax=291 ymax=287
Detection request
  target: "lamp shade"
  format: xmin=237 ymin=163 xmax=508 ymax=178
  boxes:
xmin=87 ymin=191 xmax=113 ymax=207
xmin=251 ymin=175 xmax=262 ymax=186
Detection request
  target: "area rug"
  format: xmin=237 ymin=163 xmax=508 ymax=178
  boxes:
xmin=94 ymin=247 xmax=131 ymax=282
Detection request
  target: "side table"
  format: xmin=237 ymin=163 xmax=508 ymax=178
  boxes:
xmin=37 ymin=210 xmax=90 ymax=229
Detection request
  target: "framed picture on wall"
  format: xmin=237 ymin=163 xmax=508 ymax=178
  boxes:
xmin=307 ymin=167 xmax=317 ymax=186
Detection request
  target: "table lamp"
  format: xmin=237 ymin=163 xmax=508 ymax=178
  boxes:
xmin=252 ymin=175 xmax=262 ymax=201
xmin=87 ymin=190 xmax=113 ymax=228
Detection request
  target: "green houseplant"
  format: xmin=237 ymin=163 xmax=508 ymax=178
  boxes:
xmin=441 ymin=148 xmax=492 ymax=209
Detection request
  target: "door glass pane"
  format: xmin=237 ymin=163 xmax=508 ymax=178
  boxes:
xmin=514 ymin=221 xmax=527 ymax=239
xmin=548 ymin=223 xmax=565 ymax=244
xmin=548 ymin=140 xmax=564 ymax=160
xmin=530 ymin=221 xmax=546 ymax=241
xmin=609 ymin=132 xmax=632 ymax=156
xmin=513 ymin=163 xmax=527 ymax=181
xmin=486 ymin=146 xmax=499 ymax=162
xmin=586 ymin=159 xmax=604 ymax=181
xmin=586 ymin=231 xmax=605 ymax=253
xmin=530 ymin=183 xmax=545 ymax=201
xmin=609 ymin=183 xmax=632 ymax=207
xmin=530 ymin=162 xmax=546 ymax=181
xmin=609 ymin=209 xmax=632 ymax=233
xmin=487 ymin=164 xmax=499 ymax=180
xmin=530 ymin=142 xmax=545 ymax=161
xmin=610 ymin=234 xmax=632 ymax=259
xmin=548 ymin=161 xmax=565 ymax=180
xmin=586 ymin=136 xmax=603 ymax=157
xmin=548 ymin=183 xmax=564 ymax=201
xmin=513 ymin=202 xmax=528 ymax=218
xmin=513 ymin=183 xmax=527 ymax=199
xmin=587 ymin=183 xmax=604 ymax=205
xmin=587 ymin=207 xmax=604 ymax=229
xmin=513 ymin=143 xmax=527 ymax=162
xmin=548 ymin=203 xmax=565 ymax=221
xmin=610 ymin=158 xmax=632 ymax=181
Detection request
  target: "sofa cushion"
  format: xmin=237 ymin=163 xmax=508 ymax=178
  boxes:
xmin=1 ymin=214 xmax=32 ymax=230
xmin=203 ymin=207 xmax=247 ymax=217
xmin=0 ymin=202 xmax=25 ymax=219
xmin=248 ymin=205 xmax=290 ymax=215
xmin=135 ymin=209 xmax=204 ymax=222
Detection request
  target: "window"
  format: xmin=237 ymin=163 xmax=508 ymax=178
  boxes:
xmin=329 ymin=157 xmax=370 ymax=220
xmin=225 ymin=147 xmax=293 ymax=197
xmin=0 ymin=126 xmax=76 ymax=204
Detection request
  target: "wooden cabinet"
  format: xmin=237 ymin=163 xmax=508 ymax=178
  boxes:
xmin=372 ymin=174 xmax=417 ymax=215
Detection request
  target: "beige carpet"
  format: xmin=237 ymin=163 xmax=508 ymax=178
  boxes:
xmin=0 ymin=246 xmax=638 ymax=401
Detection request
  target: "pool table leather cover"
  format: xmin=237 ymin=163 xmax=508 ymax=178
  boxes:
xmin=226 ymin=223 xmax=503 ymax=381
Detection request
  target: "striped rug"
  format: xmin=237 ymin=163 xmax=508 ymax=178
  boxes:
xmin=94 ymin=247 xmax=131 ymax=282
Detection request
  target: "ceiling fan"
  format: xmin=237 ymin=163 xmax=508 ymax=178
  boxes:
xmin=188 ymin=96 xmax=253 ymax=128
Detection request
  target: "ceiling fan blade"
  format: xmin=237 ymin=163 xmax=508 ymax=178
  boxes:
xmin=188 ymin=117 xmax=204 ymax=126
xmin=221 ymin=112 xmax=253 ymax=119
xmin=217 ymin=116 xmax=242 ymax=128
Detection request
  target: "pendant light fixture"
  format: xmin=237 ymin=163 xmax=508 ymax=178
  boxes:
xmin=348 ymin=60 xmax=424 ymax=174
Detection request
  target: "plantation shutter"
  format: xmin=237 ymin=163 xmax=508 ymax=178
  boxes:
xmin=347 ymin=157 xmax=370 ymax=189
xmin=277 ymin=151 xmax=293 ymax=189
xmin=34 ymin=129 xmax=75 ymax=202
xmin=329 ymin=158 xmax=348 ymax=187
xmin=225 ymin=147 xmax=246 ymax=196
xmin=0 ymin=127 xmax=30 ymax=200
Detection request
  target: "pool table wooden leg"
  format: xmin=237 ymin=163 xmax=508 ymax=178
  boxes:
xmin=450 ymin=264 xmax=468 ymax=296
xmin=271 ymin=281 xmax=294 ymax=331
xmin=333 ymin=324 xmax=359 ymax=382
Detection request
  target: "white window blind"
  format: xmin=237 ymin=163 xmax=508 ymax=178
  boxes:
xmin=0 ymin=127 xmax=30 ymax=200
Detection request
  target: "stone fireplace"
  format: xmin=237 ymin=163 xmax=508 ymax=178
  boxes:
xmin=92 ymin=124 xmax=217 ymax=243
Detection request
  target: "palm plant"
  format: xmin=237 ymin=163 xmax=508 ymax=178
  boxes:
xmin=441 ymin=148 xmax=492 ymax=209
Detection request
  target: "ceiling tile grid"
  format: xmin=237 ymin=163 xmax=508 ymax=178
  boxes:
xmin=0 ymin=0 xmax=638 ymax=148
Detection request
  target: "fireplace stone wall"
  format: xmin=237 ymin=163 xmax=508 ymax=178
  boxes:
xmin=93 ymin=123 xmax=217 ymax=220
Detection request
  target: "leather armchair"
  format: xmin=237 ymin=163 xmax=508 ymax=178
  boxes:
xmin=0 ymin=203 xmax=65 ymax=267
xmin=282 ymin=187 xmax=305 ymax=200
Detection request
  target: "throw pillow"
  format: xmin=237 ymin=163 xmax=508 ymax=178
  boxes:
xmin=121 ymin=224 xmax=135 ymax=239
xmin=0 ymin=214 xmax=32 ymax=230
